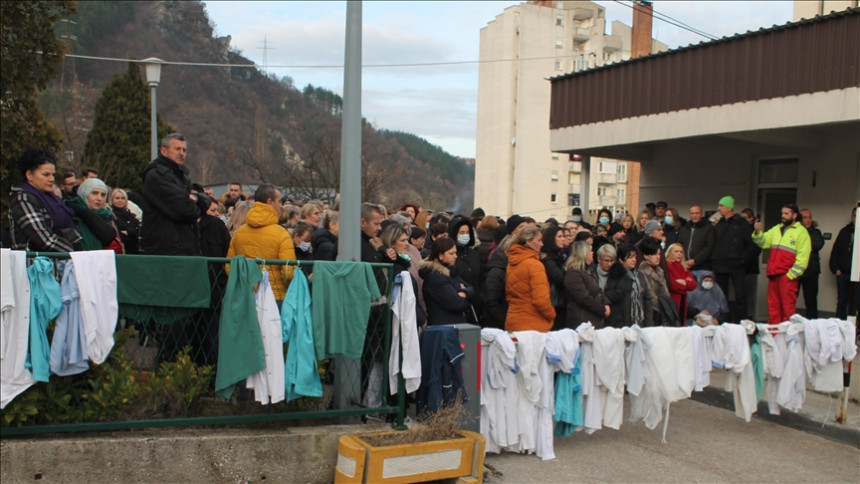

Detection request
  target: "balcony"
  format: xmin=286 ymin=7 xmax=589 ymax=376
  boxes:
xmin=597 ymin=172 xmax=617 ymax=184
xmin=574 ymin=28 xmax=591 ymax=44
xmin=573 ymin=8 xmax=594 ymax=21
xmin=603 ymin=35 xmax=622 ymax=52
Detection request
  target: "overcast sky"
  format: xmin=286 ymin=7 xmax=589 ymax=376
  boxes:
xmin=204 ymin=1 xmax=794 ymax=159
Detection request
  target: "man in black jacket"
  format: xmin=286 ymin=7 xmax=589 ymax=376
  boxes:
xmin=829 ymin=207 xmax=858 ymax=319
xmin=711 ymin=196 xmax=756 ymax=323
xmin=679 ymin=205 xmax=715 ymax=274
xmin=797 ymin=209 xmax=825 ymax=318
xmin=140 ymin=133 xmax=210 ymax=255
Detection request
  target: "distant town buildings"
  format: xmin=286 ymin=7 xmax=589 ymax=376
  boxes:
xmin=475 ymin=0 xmax=667 ymax=221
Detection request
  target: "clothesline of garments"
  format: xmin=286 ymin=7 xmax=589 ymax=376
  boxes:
xmin=1 ymin=249 xmax=390 ymax=410
xmin=479 ymin=316 xmax=857 ymax=460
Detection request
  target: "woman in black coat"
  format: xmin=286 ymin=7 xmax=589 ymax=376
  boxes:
xmin=449 ymin=215 xmax=484 ymax=324
xmin=564 ymin=241 xmax=610 ymax=329
xmin=109 ymin=188 xmax=141 ymax=254
xmin=419 ymin=237 xmax=474 ymax=325
xmin=540 ymin=225 xmax=567 ymax=330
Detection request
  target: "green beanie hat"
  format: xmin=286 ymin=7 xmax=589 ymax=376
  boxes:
xmin=718 ymin=195 xmax=735 ymax=210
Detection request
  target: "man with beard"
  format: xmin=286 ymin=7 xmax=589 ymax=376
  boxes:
xmin=753 ymin=204 xmax=811 ymax=324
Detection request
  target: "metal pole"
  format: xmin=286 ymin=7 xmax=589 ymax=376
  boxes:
xmin=337 ymin=0 xmax=362 ymax=262
xmin=150 ymin=85 xmax=158 ymax=161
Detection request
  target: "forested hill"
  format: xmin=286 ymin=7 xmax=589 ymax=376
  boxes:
xmin=43 ymin=1 xmax=474 ymax=212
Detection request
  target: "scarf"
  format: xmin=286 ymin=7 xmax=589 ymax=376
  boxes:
xmin=629 ymin=269 xmax=645 ymax=325
xmin=18 ymin=182 xmax=75 ymax=230
xmin=68 ymin=196 xmax=115 ymax=251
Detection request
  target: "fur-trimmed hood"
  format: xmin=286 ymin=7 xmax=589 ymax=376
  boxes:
xmin=419 ymin=258 xmax=452 ymax=278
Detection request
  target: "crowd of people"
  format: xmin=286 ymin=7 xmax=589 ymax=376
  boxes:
xmin=7 ymin=135 xmax=860 ymax=335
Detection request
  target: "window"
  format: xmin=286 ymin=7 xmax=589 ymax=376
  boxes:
xmin=598 ymin=187 xmax=607 ymax=196
xmin=551 ymin=193 xmax=558 ymax=203
xmin=555 ymin=39 xmax=563 ymax=49
xmin=568 ymin=194 xmax=580 ymax=206
xmin=551 ymin=170 xmax=559 ymax=181
xmin=556 ymin=16 xmax=563 ymax=27
xmin=599 ymin=161 xmax=617 ymax=174
xmin=555 ymin=59 xmax=562 ymax=71
xmin=617 ymin=188 xmax=625 ymax=199
xmin=568 ymin=172 xmax=581 ymax=184
xmin=570 ymin=161 xmax=582 ymax=172
xmin=551 ymin=153 xmax=560 ymax=160
xmin=759 ymin=158 xmax=798 ymax=184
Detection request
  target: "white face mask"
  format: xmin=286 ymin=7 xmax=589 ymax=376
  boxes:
xmin=702 ymin=281 xmax=714 ymax=290
xmin=457 ymin=234 xmax=470 ymax=246
xmin=298 ymin=241 xmax=311 ymax=252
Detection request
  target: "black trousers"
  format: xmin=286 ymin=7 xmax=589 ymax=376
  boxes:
xmin=798 ymin=275 xmax=819 ymax=319
xmin=715 ymin=270 xmax=747 ymax=323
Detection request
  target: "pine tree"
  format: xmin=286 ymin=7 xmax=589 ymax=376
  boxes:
xmin=0 ymin=1 xmax=75 ymax=222
xmin=82 ymin=62 xmax=172 ymax=193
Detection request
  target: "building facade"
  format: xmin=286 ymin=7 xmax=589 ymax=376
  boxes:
xmin=474 ymin=0 xmax=666 ymax=221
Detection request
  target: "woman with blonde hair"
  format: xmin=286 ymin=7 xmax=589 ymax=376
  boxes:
xmin=564 ymin=240 xmax=610 ymax=328
xmin=666 ymin=242 xmax=698 ymax=320
xmin=225 ymin=200 xmax=254 ymax=237
xmin=505 ymin=225 xmax=555 ymax=332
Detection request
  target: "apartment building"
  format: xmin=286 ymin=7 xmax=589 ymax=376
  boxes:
xmin=475 ymin=0 xmax=666 ymax=221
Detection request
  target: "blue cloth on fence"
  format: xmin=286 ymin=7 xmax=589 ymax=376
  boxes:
xmin=311 ymin=261 xmax=381 ymax=359
xmin=416 ymin=325 xmax=466 ymax=415
xmin=554 ymin=350 xmax=584 ymax=436
xmin=26 ymin=257 xmax=63 ymax=382
xmin=50 ymin=261 xmax=90 ymax=376
xmin=281 ymin=269 xmax=322 ymax=401
xmin=215 ymin=256 xmax=265 ymax=399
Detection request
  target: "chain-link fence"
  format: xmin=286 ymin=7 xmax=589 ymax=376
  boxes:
xmin=1 ymin=253 xmax=405 ymax=436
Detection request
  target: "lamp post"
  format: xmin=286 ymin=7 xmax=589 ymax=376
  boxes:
xmin=142 ymin=57 xmax=164 ymax=161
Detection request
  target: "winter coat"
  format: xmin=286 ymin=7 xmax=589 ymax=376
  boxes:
xmin=564 ymin=267 xmax=609 ymax=329
xmin=312 ymin=227 xmax=338 ymax=261
xmin=639 ymin=261 xmax=669 ymax=311
xmin=604 ymin=261 xmax=633 ymax=328
xmin=481 ymin=247 xmax=508 ymax=329
xmin=419 ymin=259 xmax=473 ymax=325
xmin=800 ymin=225 xmax=825 ymax=277
xmin=140 ymin=154 xmax=208 ymax=255
xmin=830 ymin=222 xmax=855 ymax=274
xmin=667 ymin=261 xmax=698 ymax=320
xmin=541 ymin=249 xmax=567 ymax=328
xmin=712 ymin=213 xmax=756 ymax=274
xmin=505 ymin=244 xmax=555 ymax=332
xmin=449 ymin=216 xmax=484 ymax=323
xmin=112 ymin=206 xmax=140 ymax=254
xmin=678 ymin=218 xmax=715 ymax=271
xmin=475 ymin=226 xmax=495 ymax=264
xmin=687 ymin=270 xmax=729 ymax=321
xmin=752 ymin=221 xmax=811 ymax=280
xmin=227 ymin=202 xmax=296 ymax=301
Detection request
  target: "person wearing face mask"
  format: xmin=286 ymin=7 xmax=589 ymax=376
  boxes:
xmin=663 ymin=207 xmax=683 ymax=247
xmin=448 ymin=215 xmax=484 ymax=324
xmin=570 ymin=207 xmax=593 ymax=231
xmin=594 ymin=207 xmax=613 ymax=234
xmin=686 ymin=271 xmax=729 ymax=325
xmin=292 ymin=220 xmax=315 ymax=279
xmin=67 ymin=177 xmax=123 ymax=253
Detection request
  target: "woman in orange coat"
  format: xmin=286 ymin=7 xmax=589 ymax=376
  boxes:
xmin=505 ymin=225 xmax=556 ymax=332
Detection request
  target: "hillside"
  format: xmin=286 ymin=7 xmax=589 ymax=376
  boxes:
xmin=42 ymin=1 xmax=473 ymax=212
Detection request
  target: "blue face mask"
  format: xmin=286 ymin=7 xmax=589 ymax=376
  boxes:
xmin=398 ymin=252 xmax=411 ymax=262
xmin=599 ymin=216 xmax=610 ymax=225
xmin=457 ymin=234 xmax=470 ymax=246
xmin=660 ymin=242 xmax=666 ymax=250
xmin=298 ymin=241 xmax=311 ymax=252
xmin=219 ymin=215 xmax=227 ymax=223
xmin=664 ymin=216 xmax=674 ymax=226
xmin=571 ymin=215 xmax=582 ymax=223
xmin=425 ymin=222 xmax=430 ymax=230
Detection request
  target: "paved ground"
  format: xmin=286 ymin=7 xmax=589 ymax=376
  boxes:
xmin=482 ymin=368 xmax=860 ymax=484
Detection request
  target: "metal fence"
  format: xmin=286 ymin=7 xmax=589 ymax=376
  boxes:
xmin=1 ymin=253 xmax=405 ymax=436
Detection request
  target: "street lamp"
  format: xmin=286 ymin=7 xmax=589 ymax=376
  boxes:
xmin=142 ymin=57 xmax=164 ymax=161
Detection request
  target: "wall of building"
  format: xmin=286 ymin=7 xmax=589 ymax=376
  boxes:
xmin=794 ymin=0 xmax=857 ymax=21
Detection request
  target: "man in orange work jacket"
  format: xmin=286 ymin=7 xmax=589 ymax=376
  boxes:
xmin=752 ymin=204 xmax=811 ymax=324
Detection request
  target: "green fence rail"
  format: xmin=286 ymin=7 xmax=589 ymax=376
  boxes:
xmin=1 ymin=253 xmax=407 ymax=436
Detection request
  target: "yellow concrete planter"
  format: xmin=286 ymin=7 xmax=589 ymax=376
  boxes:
xmin=334 ymin=429 xmax=485 ymax=484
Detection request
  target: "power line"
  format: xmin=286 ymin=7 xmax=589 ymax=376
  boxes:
xmin=611 ymin=0 xmax=718 ymax=41
xmin=64 ymin=51 xmax=601 ymax=70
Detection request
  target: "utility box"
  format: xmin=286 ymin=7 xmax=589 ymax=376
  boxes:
xmin=448 ymin=323 xmax=481 ymax=434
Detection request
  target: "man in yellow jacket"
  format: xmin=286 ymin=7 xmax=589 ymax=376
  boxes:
xmin=752 ymin=204 xmax=811 ymax=324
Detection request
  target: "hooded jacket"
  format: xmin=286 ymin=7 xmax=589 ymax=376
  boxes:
xmin=505 ymin=244 xmax=555 ymax=332
xmin=227 ymin=202 xmax=296 ymax=300
xmin=687 ymin=270 xmax=729 ymax=320
xmin=313 ymin=226 xmax=338 ymax=261
xmin=449 ymin=215 xmax=484 ymax=321
xmin=419 ymin=259 xmax=473 ymax=325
